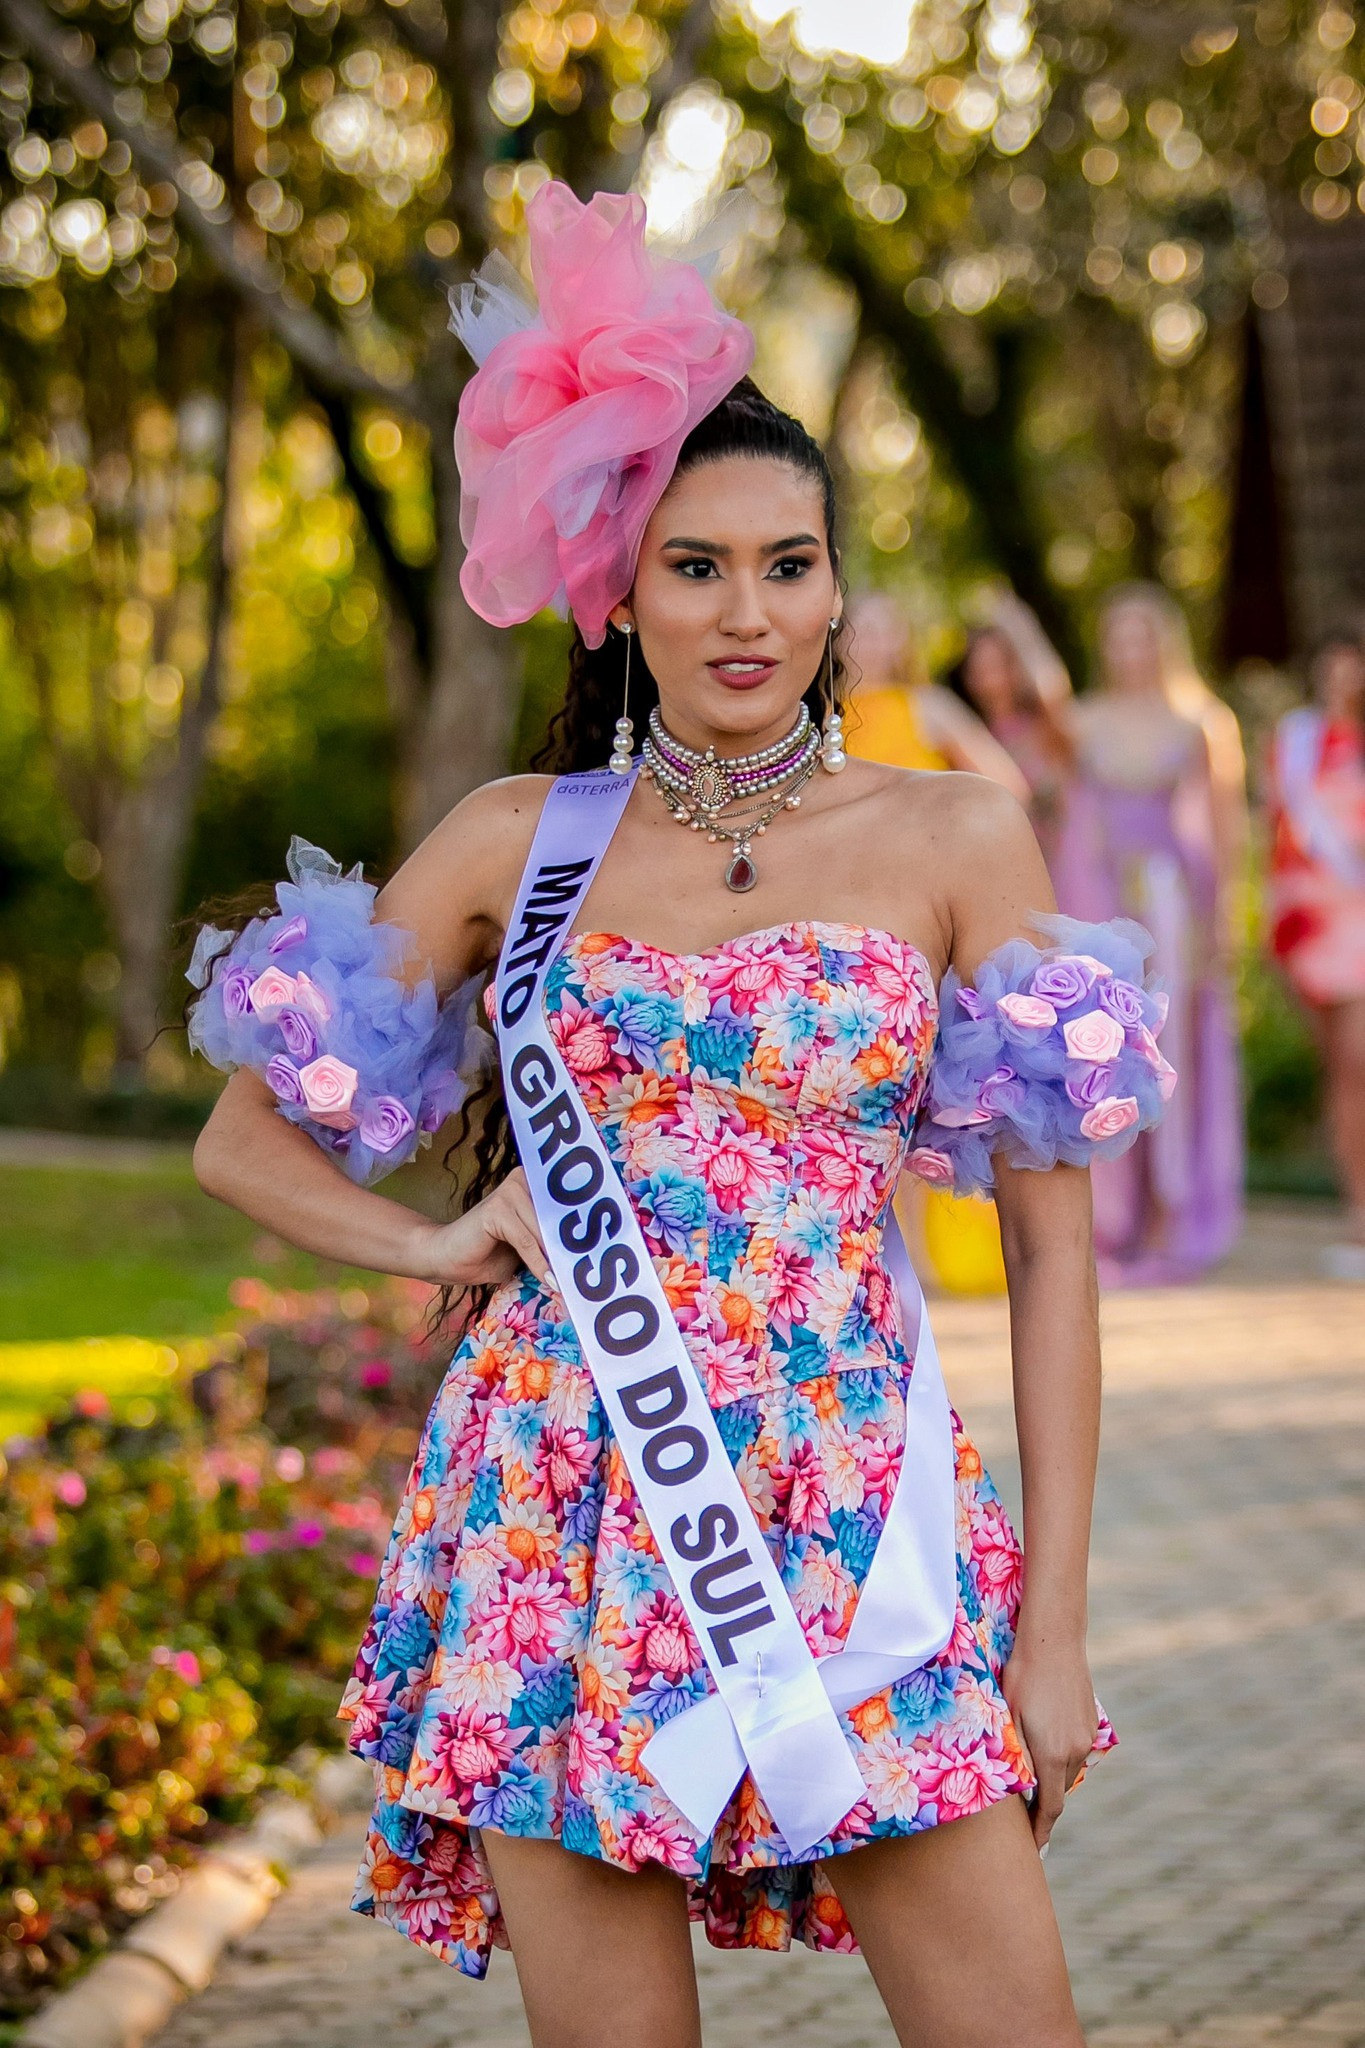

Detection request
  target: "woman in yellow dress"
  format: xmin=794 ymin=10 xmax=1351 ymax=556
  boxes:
xmin=844 ymin=592 xmax=1024 ymax=1294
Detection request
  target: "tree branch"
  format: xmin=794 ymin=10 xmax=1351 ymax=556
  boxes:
xmin=0 ymin=0 xmax=427 ymax=416
xmin=304 ymin=374 xmax=436 ymax=670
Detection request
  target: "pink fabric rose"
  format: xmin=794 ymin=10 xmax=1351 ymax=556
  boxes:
xmin=1135 ymin=1026 xmax=1178 ymax=1100
xmin=933 ymin=1103 xmax=993 ymax=1127
xmin=248 ymin=965 xmax=298 ymax=1014
xmin=299 ymin=1053 xmax=360 ymax=1129
xmin=1063 ymin=1011 xmax=1125 ymax=1063
xmin=997 ymin=992 xmax=1058 ymax=1029
xmin=1072 ymin=953 xmax=1113 ymax=980
xmin=1079 ymin=1095 xmax=1140 ymax=1141
xmin=292 ymin=971 xmax=333 ymax=1026
xmin=907 ymin=1147 xmax=956 ymax=1185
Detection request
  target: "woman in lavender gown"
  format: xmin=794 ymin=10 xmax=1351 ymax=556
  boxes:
xmin=1052 ymin=584 xmax=1247 ymax=1284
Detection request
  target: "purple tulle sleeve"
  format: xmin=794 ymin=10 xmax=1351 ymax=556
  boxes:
xmin=186 ymin=838 xmax=489 ymax=1187
xmin=905 ymin=913 xmax=1176 ymax=1197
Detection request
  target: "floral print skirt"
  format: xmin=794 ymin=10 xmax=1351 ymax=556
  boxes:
xmin=338 ymin=1274 xmax=1115 ymax=1977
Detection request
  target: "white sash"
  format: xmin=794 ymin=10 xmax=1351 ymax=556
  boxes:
xmin=496 ymin=771 xmax=957 ymax=1854
xmin=1276 ymin=707 xmax=1365 ymax=889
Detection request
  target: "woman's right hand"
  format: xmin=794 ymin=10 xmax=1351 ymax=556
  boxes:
xmin=409 ymin=1167 xmax=552 ymax=1290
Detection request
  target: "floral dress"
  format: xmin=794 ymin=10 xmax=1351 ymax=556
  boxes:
xmin=338 ymin=920 xmax=1126 ymax=1977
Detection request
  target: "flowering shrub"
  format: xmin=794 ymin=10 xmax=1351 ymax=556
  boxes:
xmin=0 ymin=1275 xmax=457 ymax=2018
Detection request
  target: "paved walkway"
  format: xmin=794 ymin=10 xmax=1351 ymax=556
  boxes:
xmin=156 ymin=1222 xmax=1365 ymax=2047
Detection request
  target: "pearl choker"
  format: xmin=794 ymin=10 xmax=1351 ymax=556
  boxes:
xmin=640 ymin=706 xmax=822 ymax=893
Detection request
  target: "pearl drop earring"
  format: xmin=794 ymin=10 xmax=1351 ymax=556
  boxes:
xmin=609 ymin=621 xmax=635 ymax=776
xmin=821 ymin=616 xmax=846 ymax=773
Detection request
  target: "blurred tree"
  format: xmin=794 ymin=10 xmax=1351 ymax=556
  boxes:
xmin=0 ymin=281 xmax=238 ymax=1069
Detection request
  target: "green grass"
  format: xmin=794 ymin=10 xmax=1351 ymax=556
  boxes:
xmin=0 ymin=1141 xmax=453 ymax=1343
xmin=0 ymin=1158 xmax=334 ymax=1342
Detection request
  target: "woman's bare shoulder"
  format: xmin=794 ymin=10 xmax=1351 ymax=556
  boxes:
xmin=377 ymin=774 xmax=555 ymax=981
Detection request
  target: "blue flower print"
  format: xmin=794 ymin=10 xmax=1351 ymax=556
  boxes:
xmin=830 ymin=1505 xmax=881 ymax=1578
xmin=759 ymin=989 xmax=823 ymax=1065
xmin=783 ymin=1190 xmax=842 ymax=1265
xmin=638 ymin=1671 xmax=707 ymax=1725
xmin=374 ymin=1600 xmax=436 ymax=1682
xmin=562 ymin=1794 xmax=604 ymax=1859
xmin=837 ymin=1367 xmax=889 ymax=1431
xmin=595 ymin=1769 xmax=653 ymax=1827
xmin=512 ymin=1657 xmax=575 ymax=1732
xmin=597 ymin=1543 xmax=663 ymax=1623
xmin=825 ymin=984 xmax=881 ymax=1055
xmin=465 ymin=1462 xmax=502 ymax=1530
xmin=562 ymin=1491 xmax=601 ymax=1546
xmin=489 ymin=1400 xmax=544 ymax=1470
xmin=603 ymin=988 xmax=681 ymax=1065
xmin=688 ymin=1001 xmax=750 ymax=1082
xmin=470 ymin=1762 xmax=554 ymax=1836
xmin=890 ymin=1661 xmax=957 ymax=1732
xmin=637 ymin=1166 xmax=706 ymax=1254
xmin=715 ymin=1396 xmax=760 ymax=1459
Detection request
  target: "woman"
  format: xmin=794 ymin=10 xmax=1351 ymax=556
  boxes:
xmin=187 ymin=186 xmax=1171 ymax=2048
xmin=1052 ymin=582 xmax=1243 ymax=1285
xmin=843 ymin=589 xmax=1023 ymax=1299
xmin=1269 ymin=630 xmax=1365 ymax=1278
xmin=944 ymin=594 xmax=1074 ymax=867
xmin=844 ymin=588 xmax=1029 ymax=800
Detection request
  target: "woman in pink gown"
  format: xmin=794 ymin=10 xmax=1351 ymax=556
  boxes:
xmin=1052 ymin=585 xmax=1246 ymax=1284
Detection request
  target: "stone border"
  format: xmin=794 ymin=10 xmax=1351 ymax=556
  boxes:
xmin=18 ymin=1753 xmax=372 ymax=2048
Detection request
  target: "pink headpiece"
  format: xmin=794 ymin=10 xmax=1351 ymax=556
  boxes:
xmin=451 ymin=181 xmax=755 ymax=648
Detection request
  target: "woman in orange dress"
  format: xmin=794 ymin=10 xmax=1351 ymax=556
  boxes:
xmin=1269 ymin=630 xmax=1365 ymax=1274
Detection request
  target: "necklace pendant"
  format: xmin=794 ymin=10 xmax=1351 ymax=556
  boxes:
xmin=691 ymin=758 xmax=733 ymax=811
xmin=725 ymin=846 xmax=757 ymax=893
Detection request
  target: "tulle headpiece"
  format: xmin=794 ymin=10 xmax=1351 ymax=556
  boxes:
xmin=450 ymin=181 xmax=755 ymax=648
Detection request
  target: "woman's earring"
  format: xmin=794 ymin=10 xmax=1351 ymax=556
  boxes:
xmin=609 ymin=622 xmax=635 ymax=776
xmin=821 ymin=616 xmax=846 ymax=773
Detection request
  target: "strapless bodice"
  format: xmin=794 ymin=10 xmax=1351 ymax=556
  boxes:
xmin=540 ymin=921 xmax=938 ymax=1403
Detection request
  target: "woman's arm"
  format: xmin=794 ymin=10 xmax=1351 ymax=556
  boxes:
xmin=191 ymin=776 xmax=555 ymax=1288
xmin=994 ymin=1159 xmax=1101 ymax=1847
xmin=918 ymin=685 xmax=1031 ymax=802
xmin=937 ymin=780 xmax=1103 ymax=1845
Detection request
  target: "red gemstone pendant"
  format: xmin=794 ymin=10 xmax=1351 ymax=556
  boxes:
xmin=725 ymin=850 xmax=757 ymax=892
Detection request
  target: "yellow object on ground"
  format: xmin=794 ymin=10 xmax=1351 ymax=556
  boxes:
xmin=921 ymin=1187 xmax=1008 ymax=1296
xmin=848 ymin=681 xmax=1006 ymax=1296
xmin=846 ymin=683 xmax=949 ymax=772
xmin=0 ymin=1333 xmax=208 ymax=1439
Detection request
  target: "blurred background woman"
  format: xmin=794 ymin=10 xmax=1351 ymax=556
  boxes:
xmin=943 ymin=592 xmax=1075 ymax=867
xmin=842 ymin=590 xmax=1029 ymax=798
xmin=1269 ymin=630 xmax=1365 ymax=1279
xmin=1053 ymin=583 xmax=1247 ymax=1285
xmin=842 ymin=589 xmax=1026 ymax=1299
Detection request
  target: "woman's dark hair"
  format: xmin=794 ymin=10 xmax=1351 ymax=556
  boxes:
xmin=443 ymin=376 xmax=846 ymax=1326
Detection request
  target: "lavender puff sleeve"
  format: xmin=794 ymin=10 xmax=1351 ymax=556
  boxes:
xmin=186 ymin=837 xmax=489 ymax=1187
xmin=906 ymin=913 xmax=1176 ymax=1197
